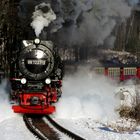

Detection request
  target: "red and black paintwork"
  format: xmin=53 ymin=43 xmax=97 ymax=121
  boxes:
xmin=11 ymin=79 xmax=62 ymax=114
xmin=95 ymin=66 xmax=140 ymax=81
xmin=12 ymin=92 xmax=56 ymax=114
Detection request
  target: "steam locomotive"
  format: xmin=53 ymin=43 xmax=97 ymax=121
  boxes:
xmin=10 ymin=38 xmax=63 ymax=114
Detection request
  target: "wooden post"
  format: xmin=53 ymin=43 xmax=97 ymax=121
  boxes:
xmin=120 ymin=67 xmax=124 ymax=81
xmin=104 ymin=67 xmax=108 ymax=76
xmin=136 ymin=67 xmax=140 ymax=79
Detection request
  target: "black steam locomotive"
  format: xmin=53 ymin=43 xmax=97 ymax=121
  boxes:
xmin=10 ymin=38 xmax=63 ymax=114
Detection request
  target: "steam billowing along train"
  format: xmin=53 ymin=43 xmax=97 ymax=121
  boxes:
xmin=10 ymin=38 xmax=63 ymax=114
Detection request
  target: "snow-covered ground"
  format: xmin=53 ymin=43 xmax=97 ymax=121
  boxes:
xmin=0 ymin=80 xmax=36 ymax=140
xmin=0 ymin=116 xmax=36 ymax=140
xmin=0 ymin=69 xmax=140 ymax=140
xmin=52 ymin=118 xmax=140 ymax=140
xmin=53 ymin=69 xmax=140 ymax=140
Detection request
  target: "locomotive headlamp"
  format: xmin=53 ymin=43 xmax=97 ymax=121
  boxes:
xmin=21 ymin=78 xmax=27 ymax=84
xmin=34 ymin=38 xmax=40 ymax=45
xmin=45 ymin=78 xmax=51 ymax=84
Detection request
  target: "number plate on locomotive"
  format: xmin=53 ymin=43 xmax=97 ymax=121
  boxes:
xmin=27 ymin=60 xmax=46 ymax=65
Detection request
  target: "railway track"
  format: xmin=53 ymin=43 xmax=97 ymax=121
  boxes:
xmin=23 ymin=114 xmax=85 ymax=140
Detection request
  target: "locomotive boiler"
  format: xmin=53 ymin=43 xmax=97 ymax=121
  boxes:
xmin=10 ymin=38 xmax=63 ymax=114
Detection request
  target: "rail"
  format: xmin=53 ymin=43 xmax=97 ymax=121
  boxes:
xmin=23 ymin=114 xmax=86 ymax=140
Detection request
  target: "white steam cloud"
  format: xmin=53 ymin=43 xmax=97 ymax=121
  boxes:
xmin=0 ymin=80 xmax=15 ymax=122
xmin=20 ymin=0 xmax=139 ymax=47
xmin=128 ymin=0 xmax=140 ymax=5
xmin=55 ymin=68 xmax=119 ymax=122
xmin=51 ymin=0 xmax=132 ymax=47
xmin=31 ymin=3 xmax=56 ymax=37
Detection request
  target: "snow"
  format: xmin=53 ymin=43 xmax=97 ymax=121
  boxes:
xmin=0 ymin=80 xmax=36 ymax=140
xmin=0 ymin=73 xmax=140 ymax=140
xmin=52 ymin=117 xmax=140 ymax=140
xmin=53 ymin=69 xmax=140 ymax=140
xmin=115 ymin=84 xmax=137 ymax=108
xmin=0 ymin=116 xmax=36 ymax=140
xmin=55 ymin=69 xmax=119 ymax=121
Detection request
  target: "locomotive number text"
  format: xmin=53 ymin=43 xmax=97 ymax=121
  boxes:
xmin=27 ymin=60 xmax=46 ymax=65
